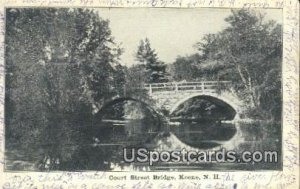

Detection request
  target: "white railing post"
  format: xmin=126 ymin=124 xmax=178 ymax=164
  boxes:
xmin=175 ymin=83 xmax=178 ymax=91
xmin=202 ymin=82 xmax=205 ymax=92
xmin=149 ymin=84 xmax=152 ymax=95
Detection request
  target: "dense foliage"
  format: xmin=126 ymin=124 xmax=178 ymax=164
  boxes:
xmin=135 ymin=38 xmax=169 ymax=83
xmin=169 ymin=9 xmax=282 ymax=121
xmin=5 ymin=8 xmax=125 ymax=169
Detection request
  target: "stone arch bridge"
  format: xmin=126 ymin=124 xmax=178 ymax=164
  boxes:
xmin=98 ymin=81 xmax=244 ymax=120
xmin=144 ymin=81 xmax=243 ymax=120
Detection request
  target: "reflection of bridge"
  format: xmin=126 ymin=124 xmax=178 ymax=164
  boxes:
xmin=144 ymin=81 xmax=243 ymax=119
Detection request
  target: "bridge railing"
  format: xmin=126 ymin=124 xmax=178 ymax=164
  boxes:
xmin=144 ymin=81 xmax=231 ymax=94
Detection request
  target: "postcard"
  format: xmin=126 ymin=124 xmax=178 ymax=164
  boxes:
xmin=0 ymin=0 xmax=299 ymax=188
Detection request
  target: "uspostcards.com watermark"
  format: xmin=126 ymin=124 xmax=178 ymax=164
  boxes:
xmin=123 ymin=148 xmax=279 ymax=165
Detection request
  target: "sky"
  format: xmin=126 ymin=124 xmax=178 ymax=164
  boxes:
xmin=96 ymin=8 xmax=282 ymax=67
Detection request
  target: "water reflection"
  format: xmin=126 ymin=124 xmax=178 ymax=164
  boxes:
xmin=5 ymin=99 xmax=282 ymax=171
xmin=75 ymin=120 xmax=280 ymax=171
xmin=170 ymin=120 xmax=237 ymax=149
xmin=94 ymin=100 xmax=161 ymax=145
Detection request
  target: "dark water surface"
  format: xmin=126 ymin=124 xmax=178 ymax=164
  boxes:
xmin=5 ymin=119 xmax=281 ymax=171
xmin=5 ymin=99 xmax=281 ymax=171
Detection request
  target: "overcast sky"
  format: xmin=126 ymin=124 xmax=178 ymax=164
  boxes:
xmin=96 ymin=8 xmax=282 ymax=67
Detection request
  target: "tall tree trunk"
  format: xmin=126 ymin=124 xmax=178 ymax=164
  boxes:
xmin=236 ymin=64 xmax=258 ymax=107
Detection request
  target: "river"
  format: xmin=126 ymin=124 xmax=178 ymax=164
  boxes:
xmin=5 ymin=107 xmax=281 ymax=171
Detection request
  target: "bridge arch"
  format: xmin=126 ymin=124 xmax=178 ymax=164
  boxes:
xmin=94 ymin=97 xmax=164 ymax=129
xmin=168 ymin=93 xmax=241 ymax=120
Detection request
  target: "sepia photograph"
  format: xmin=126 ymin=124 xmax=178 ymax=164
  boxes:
xmin=4 ymin=7 xmax=283 ymax=171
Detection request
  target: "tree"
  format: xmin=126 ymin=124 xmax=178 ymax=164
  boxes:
xmin=135 ymin=38 xmax=169 ymax=83
xmin=194 ymin=9 xmax=282 ymax=120
xmin=5 ymin=8 xmax=125 ymax=169
xmin=170 ymin=54 xmax=204 ymax=81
